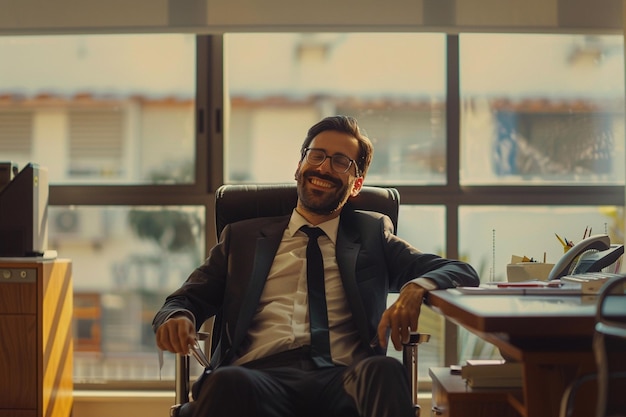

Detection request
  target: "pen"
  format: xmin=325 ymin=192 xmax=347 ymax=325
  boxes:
xmin=496 ymin=281 xmax=563 ymax=288
xmin=189 ymin=339 xmax=211 ymax=368
xmin=496 ymin=283 xmax=546 ymax=288
xmin=583 ymin=226 xmax=588 ymax=240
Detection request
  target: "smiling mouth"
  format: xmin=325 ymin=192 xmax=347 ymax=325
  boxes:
xmin=309 ymin=177 xmax=335 ymax=189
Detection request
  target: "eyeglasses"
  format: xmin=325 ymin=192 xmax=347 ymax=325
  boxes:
xmin=303 ymin=148 xmax=360 ymax=176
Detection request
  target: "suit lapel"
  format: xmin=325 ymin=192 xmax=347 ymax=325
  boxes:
xmin=231 ymin=220 xmax=287 ymax=349
xmin=336 ymin=224 xmax=371 ymax=347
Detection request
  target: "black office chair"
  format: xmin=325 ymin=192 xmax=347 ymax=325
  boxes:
xmin=171 ymin=183 xmax=430 ymax=417
xmin=559 ymin=275 xmax=626 ymax=417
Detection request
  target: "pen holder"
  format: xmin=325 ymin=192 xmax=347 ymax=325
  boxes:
xmin=506 ymin=262 xmax=555 ymax=282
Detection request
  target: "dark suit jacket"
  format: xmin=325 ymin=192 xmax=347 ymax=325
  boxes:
xmin=153 ymin=206 xmax=479 ymax=368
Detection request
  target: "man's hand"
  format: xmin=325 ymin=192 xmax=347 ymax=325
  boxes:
xmin=155 ymin=315 xmax=196 ymax=354
xmin=377 ymin=283 xmax=427 ymax=351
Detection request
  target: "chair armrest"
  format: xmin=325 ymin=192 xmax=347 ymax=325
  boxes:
xmin=403 ymin=332 xmax=431 ymax=417
xmin=174 ymin=354 xmax=191 ymax=406
xmin=174 ymin=331 xmax=211 ymax=406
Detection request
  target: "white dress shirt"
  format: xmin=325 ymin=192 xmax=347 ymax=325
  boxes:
xmin=233 ymin=209 xmax=368 ymax=366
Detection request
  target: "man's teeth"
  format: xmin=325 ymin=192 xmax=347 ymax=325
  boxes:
xmin=310 ymin=178 xmax=333 ymax=188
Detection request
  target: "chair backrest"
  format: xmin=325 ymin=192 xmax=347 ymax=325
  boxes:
xmin=560 ymin=276 xmax=626 ymax=417
xmin=593 ymin=275 xmax=626 ymax=417
xmin=206 ymin=183 xmax=400 ymax=356
xmin=215 ymin=183 xmax=400 ymax=238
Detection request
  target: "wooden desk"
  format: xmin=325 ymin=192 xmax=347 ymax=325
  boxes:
xmin=0 ymin=259 xmax=73 ymax=417
xmin=427 ymin=289 xmax=626 ymax=417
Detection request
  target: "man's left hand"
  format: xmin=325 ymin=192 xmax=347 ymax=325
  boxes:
xmin=376 ymin=283 xmax=427 ymax=351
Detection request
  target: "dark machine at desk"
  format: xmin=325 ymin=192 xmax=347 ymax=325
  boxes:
xmin=0 ymin=162 xmax=49 ymax=257
xmin=548 ymin=234 xmax=624 ymax=280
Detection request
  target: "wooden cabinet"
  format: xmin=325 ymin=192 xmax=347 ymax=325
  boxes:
xmin=0 ymin=259 xmax=72 ymax=417
xmin=429 ymin=367 xmax=520 ymax=417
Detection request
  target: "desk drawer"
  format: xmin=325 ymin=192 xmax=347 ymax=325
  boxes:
xmin=0 ymin=315 xmax=37 ymax=408
xmin=0 ymin=278 xmax=37 ymax=314
xmin=430 ymin=367 xmax=519 ymax=417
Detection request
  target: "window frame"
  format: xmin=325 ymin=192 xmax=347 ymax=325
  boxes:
xmin=46 ymin=33 xmax=624 ymax=387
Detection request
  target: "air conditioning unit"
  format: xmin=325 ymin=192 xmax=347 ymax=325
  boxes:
xmin=49 ymin=208 xmax=107 ymax=241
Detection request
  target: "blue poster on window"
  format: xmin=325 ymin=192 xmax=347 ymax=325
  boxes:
xmin=493 ymin=111 xmax=517 ymax=176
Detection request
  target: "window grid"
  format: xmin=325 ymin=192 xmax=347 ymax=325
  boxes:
xmin=39 ymin=34 xmax=624 ymax=388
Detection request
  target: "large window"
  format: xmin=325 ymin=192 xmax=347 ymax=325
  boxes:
xmin=456 ymin=34 xmax=624 ymax=365
xmin=222 ymin=32 xmax=625 ymax=377
xmin=50 ymin=205 xmax=205 ymax=381
xmin=460 ymin=34 xmax=625 ymax=185
xmin=0 ymin=34 xmax=204 ymax=384
xmin=1 ymin=32 xmax=623 ymax=389
xmin=0 ymin=34 xmax=196 ymax=185
xmin=224 ymin=33 xmax=447 ymax=185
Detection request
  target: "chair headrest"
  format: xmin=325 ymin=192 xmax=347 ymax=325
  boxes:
xmin=215 ymin=184 xmax=400 ymax=238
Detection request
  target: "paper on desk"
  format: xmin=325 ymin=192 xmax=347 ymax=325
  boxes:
xmin=510 ymin=254 xmax=540 ymax=263
xmin=456 ymin=281 xmax=583 ymax=295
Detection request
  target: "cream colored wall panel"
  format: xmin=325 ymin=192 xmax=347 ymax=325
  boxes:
xmin=0 ymin=0 xmax=169 ymax=32
xmin=205 ymin=0 xmax=424 ymax=28
xmin=456 ymin=0 xmax=557 ymax=28
xmin=0 ymin=0 xmax=621 ymax=34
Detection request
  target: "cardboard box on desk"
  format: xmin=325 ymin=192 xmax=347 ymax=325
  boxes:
xmin=507 ymin=262 xmax=554 ymax=282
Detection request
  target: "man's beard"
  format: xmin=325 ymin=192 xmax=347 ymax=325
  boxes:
xmin=296 ymin=171 xmax=352 ymax=215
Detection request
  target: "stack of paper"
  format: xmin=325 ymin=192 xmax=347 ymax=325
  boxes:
xmin=461 ymin=359 xmax=523 ymax=388
xmin=560 ymin=272 xmax=623 ymax=294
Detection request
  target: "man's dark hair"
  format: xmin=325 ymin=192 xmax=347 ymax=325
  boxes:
xmin=300 ymin=115 xmax=373 ymax=177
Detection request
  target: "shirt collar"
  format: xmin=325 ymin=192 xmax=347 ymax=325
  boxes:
xmin=287 ymin=209 xmax=339 ymax=244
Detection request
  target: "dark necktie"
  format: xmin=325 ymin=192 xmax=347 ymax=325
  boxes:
xmin=300 ymin=226 xmax=333 ymax=367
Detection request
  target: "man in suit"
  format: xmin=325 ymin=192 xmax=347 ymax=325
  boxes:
xmin=153 ymin=115 xmax=479 ymax=417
